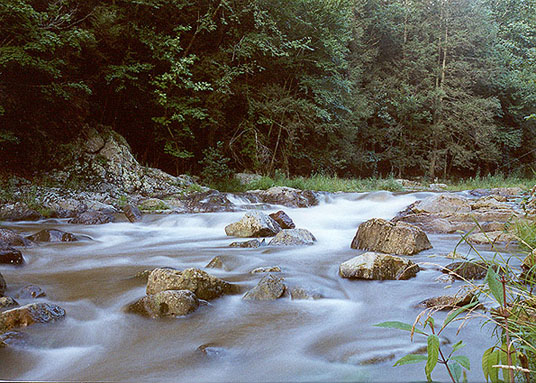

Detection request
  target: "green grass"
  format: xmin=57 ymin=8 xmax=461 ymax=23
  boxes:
xmin=445 ymin=174 xmax=535 ymax=192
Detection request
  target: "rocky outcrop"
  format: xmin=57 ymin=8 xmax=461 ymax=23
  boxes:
xmin=27 ymin=229 xmax=77 ymax=242
xmin=0 ymin=248 xmax=24 ymax=265
xmin=0 ymin=229 xmax=31 ymax=247
xmin=443 ymin=261 xmax=491 ymax=280
xmin=146 ymin=268 xmax=236 ymax=300
xmin=243 ymin=274 xmax=286 ymax=301
xmin=269 ymin=211 xmax=295 ymax=229
xmin=225 ymin=211 xmax=281 ymax=238
xmin=351 ymin=218 xmax=432 ymax=255
xmin=0 ymin=303 xmax=65 ymax=333
xmin=339 ymin=252 xmax=419 ymax=280
xmin=126 ymin=290 xmax=199 ymax=318
xmin=229 ymin=239 xmax=264 ymax=248
xmin=69 ymin=211 xmax=114 ymax=225
xmin=123 ymin=205 xmax=142 ymax=222
xmin=268 ymin=229 xmax=316 ymax=246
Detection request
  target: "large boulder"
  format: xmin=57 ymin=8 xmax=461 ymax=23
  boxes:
xmin=414 ymin=194 xmax=472 ymax=214
xmin=26 ymin=229 xmax=77 ymax=243
xmin=0 ymin=303 xmax=65 ymax=333
xmin=0 ymin=229 xmax=31 ymax=247
xmin=268 ymin=229 xmax=316 ymax=246
xmin=339 ymin=252 xmax=419 ymax=280
xmin=0 ymin=248 xmax=24 ymax=265
xmin=243 ymin=274 xmax=286 ymax=301
xmin=351 ymin=218 xmax=432 ymax=255
xmin=269 ymin=211 xmax=295 ymax=229
xmin=69 ymin=210 xmax=114 ymax=225
xmin=0 ymin=273 xmax=5 ymax=295
xmin=225 ymin=211 xmax=281 ymax=238
xmin=126 ymin=290 xmax=199 ymax=318
xmin=146 ymin=268 xmax=236 ymax=300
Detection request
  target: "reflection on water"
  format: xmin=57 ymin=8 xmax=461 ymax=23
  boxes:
xmin=0 ymin=192 xmax=512 ymax=381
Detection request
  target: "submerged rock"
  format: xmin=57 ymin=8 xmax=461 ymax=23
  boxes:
xmin=225 ymin=211 xmax=281 ymax=238
xmin=146 ymin=268 xmax=236 ymax=300
xmin=123 ymin=204 xmax=142 ymax=222
xmin=0 ymin=248 xmax=24 ymax=265
xmin=288 ymin=287 xmax=323 ymax=300
xmin=243 ymin=274 xmax=286 ymax=301
xmin=0 ymin=229 xmax=31 ymax=247
xmin=0 ymin=331 xmax=27 ymax=348
xmin=351 ymin=218 xmax=432 ymax=255
xmin=419 ymin=293 xmax=478 ymax=310
xmin=205 ymin=256 xmax=225 ymax=270
xmin=126 ymin=290 xmax=199 ymax=318
xmin=0 ymin=303 xmax=65 ymax=333
xmin=339 ymin=252 xmax=419 ymax=280
xmin=269 ymin=229 xmax=316 ymax=246
xmin=229 ymin=239 xmax=264 ymax=248
xmin=269 ymin=211 xmax=296 ymax=229
xmin=27 ymin=229 xmax=77 ymax=243
xmin=0 ymin=297 xmax=18 ymax=310
xmin=16 ymin=285 xmax=46 ymax=299
xmin=443 ymin=261 xmax=491 ymax=280
xmin=69 ymin=211 xmax=114 ymax=225
xmin=197 ymin=343 xmax=227 ymax=357
xmin=251 ymin=266 xmax=281 ymax=274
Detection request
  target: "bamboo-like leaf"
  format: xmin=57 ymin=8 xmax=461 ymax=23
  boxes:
xmin=490 ymin=350 xmax=500 ymax=383
xmin=451 ymin=340 xmax=465 ymax=354
xmin=393 ymin=354 xmax=427 ymax=366
xmin=485 ymin=267 xmax=504 ymax=306
xmin=374 ymin=321 xmax=427 ymax=335
xmin=449 ymin=362 xmax=462 ymax=383
xmin=452 ymin=355 xmax=471 ymax=370
xmin=425 ymin=334 xmax=440 ymax=382
xmin=482 ymin=347 xmax=494 ymax=382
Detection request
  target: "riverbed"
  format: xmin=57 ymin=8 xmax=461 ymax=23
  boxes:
xmin=0 ymin=191 xmax=520 ymax=381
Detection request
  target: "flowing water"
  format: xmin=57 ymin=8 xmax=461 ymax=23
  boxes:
xmin=0 ymin=191 xmax=519 ymax=381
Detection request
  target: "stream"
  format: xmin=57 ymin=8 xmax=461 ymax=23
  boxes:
xmin=0 ymin=191 xmax=518 ymax=382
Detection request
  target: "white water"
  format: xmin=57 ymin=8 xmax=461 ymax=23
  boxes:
xmin=0 ymin=192 xmax=514 ymax=381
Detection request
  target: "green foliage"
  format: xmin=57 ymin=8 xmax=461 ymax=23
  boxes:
xmin=199 ymin=141 xmax=233 ymax=185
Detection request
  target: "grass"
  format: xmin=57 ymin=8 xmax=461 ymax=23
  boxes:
xmin=445 ymin=174 xmax=535 ymax=192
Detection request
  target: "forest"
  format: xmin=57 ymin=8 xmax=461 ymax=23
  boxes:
xmin=0 ymin=0 xmax=535 ymax=180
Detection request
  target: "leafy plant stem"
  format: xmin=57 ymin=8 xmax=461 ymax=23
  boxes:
xmin=430 ymin=324 xmax=456 ymax=383
xmin=501 ymin=276 xmax=515 ymax=383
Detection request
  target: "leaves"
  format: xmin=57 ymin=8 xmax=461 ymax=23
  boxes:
xmin=425 ymin=334 xmax=440 ymax=382
xmin=393 ymin=354 xmax=427 ymax=366
xmin=485 ymin=267 xmax=504 ymax=306
xmin=374 ymin=321 xmax=427 ymax=336
xmin=451 ymin=355 xmax=471 ymax=370
xmin=482 ymin=347 xmax=501 ymax=383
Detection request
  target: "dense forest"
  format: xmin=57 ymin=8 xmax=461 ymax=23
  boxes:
xmin=0 ymin=0 xmax=535 ymax=179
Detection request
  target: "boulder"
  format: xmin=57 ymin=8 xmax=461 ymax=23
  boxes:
xmin=146 ymin=268 xmax=236 ymax=300
xmin=351 ymin=218 xmax=432 ymax=255
xmin=269 ymin=211 xmax=296 ymax=229
xmin=339 ymin=252 xmax=420 ymax=280
xmin=69 ymin=211 xmax=114 ymax=225
xmin=288 ymin=287 xmax=323 ymax=300
xmin=443 ymin=261 xmax=491 ymax=280
xmin=126 ymin=290 xmax=199 ymax=318
xmin=414 ymin=194 xmax=472 ymax=214
xmin=392 ymin=214 xmax=454 ymax=234
xmin=0 ymin=273 xmax=5 ymax=296
xmin=251 ymin=266 xmax=281 ymax=274
xmin=225 ymin=211 xmax=281 ymax=238
xmin=181 ymin=191 xmax=234 ymax=213
xmin=0 ymin=202 xmax=42 ymax=221
xmin=16 ymin=285 xmax=46 ymax=299
xmin=248 ymin=187 xmax=319 ymax=208
xmin=419 ymin=293 xmax=478 ymax=310
xmin=205 ymin=256 xmax=225 ymax=270
xmin=446 ymin=251 xmax=467 ymax=260
xmin=268 ymin=229 xmax=316 ymax=246
xmin=0 ymin=248 xmax=24 ymax=265
xmin=229 ymin=239 xmax=264 ymax=248
xmin=467 ymin=231 xmax=516 ymax=245
xmin=0 ymin=303 xmax=65 ymax=333
xmin=243 ymin=274 xmax=286 ymax=301
xmin=26 ymin=229 xmax=77 ymax=242
xmin=0 ymin=297 xmax=18 ymax=310
xmin=471 ymin=196 xmax=510 ymax=210
xmin=0 ymin=229 xmax=31 ymax=247
xmin=123 ymin=204 xmax=142 ymax=223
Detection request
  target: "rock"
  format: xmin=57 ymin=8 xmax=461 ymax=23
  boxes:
xmin=392 ymin=213 xmax=454 ymax=234
xmin=435 ymin=274 xmax=455 ymax=284
xmin=351 ymin=218 xmax=432 ymax=255
xmin=339 ymin=252 xmax=420 ymax=280
xmin=467 ymin=231 xmax=516 ymax=245
xmin=123 ymin=204 xmax=142 ymax=222
xmin=471 ymin=196 xmax=510 ymax=210
xmin=446 ymin=251 xmax=467 ymax=260
xmin=235 ymin=173 xmax=262 ymax=185
xmin=269 ymin=210 xmax=296 ymax=229
xmin=0 ymin=202 xmax=42 ymax=221
xmin=248 ymin=187 xmax=319 ymax=208
xmin=126 ymin=290 xmax=199 ymax=318
xmin=470 ymin=187 xmax=524 ymax=198
xmin=0 ymin=297 xmax=18 ymax=310
xmin=289 ymin=287 xmax=322 ymax=300
xmin=0 ymin=248 xmax=24 ymax=265
xmin=251 ymin=266 xmax=281 ymax=274
xmin=69 ymin=211 xmax=114 ymax=225
xmin=134 ymin=269 xmax=153 ymax=282
xmin=419 ymin=293 xmax=478 ymax=310
xmin=181 ymin=191 xmax=234 ymax=213
xmin=205 ymin=256 xmax=225 ymax=270
xmin=0 ymin=303 xmax=65 ymax=333
xmin=229 ymin=239 xmax=264 ymax=248
xmin=268 ymin=229 xmax=316 ymax=246
xmin=0 ymin=229 xmax=31 ymax=247
xmin=16 ymin=285 xmax=46 ymax=299
xmin=138 ymin=198 xmax=170 ymax=211
xmin=197 ymin=343 xmax=226 ymax=357
xmin=243 ymin=274 xmax=286 ymax=301
xmin=443 ymin=261 xmax=491 ymax=280
xmin=0 ymin=331 xmax=27 ymax=348
xmin=0 ymin=273 xmax=5 ymax=295
xmin=26 ymin=229 xmax=77 ymax=242
xmin=146 ymin=268 xmax=236 ymax=300
xmin=414 ymin=194 xmax=472 ymax=214
xmin=225 ymin=211 xmax=281 ymax=238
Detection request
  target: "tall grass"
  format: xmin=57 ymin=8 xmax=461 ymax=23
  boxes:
xmin=446 ymin=174 xmax=535 ymax=192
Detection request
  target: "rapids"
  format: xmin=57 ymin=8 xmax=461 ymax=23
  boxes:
xmin=0 ymin=191 xmax=517 ymax=381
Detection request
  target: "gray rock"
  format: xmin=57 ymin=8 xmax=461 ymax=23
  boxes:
xmin=248 ymin=187 xmax=318 ymax=208
xmin=146 ymin=268 xmax=236 ymax=300
xmin=467 ymin=231 xmax=516 ymax=245
xmin=126 ymin=290 xmax=199 ymax=318
xmin=27 ymin=229 xmax=77 ymax=242
xmin=339 ymin=252 xmax=419 ymax=280
xmin=16 ymin=285 xmax=46 ymax=299
xmin=138 ymin=198 xmax=170 ymax=211
xmin=0 ymin=297 xmax=18 ymax=310
xmin=243 ymin=274 xmax=286 ymax=301
xmin=269 ymin=229 xmax=316 ymax=246
xmin=414 ymin=194 xmax=472 ymax=214
xmin=123 ymin=204 xmax=142 ymax=222
xmin=229 ymin=239 xmax=263 ymax=248
xmin=0 ymin=229 xmax=31 ymax=247
xmin=0 ymin=202 xmax=42 ymax=221
xmin=0 ymin=303 xmax=65 ymax=333
xmin=269 ymin=210 xmax=296 ymax=229
xmin=351 ymin=218 xmax=432 ymax=255
xmin=443 ymin=261 xmax=491 ymax=280
xmin=251 ymin=266 xmax=281 ymax=274
xmin=289 ymin=287 xmax=322 ymax=300
xmin=69 ymin=211 xmax=114 ymax=225
xmin=225 ymin=211 xmax=281 ymax=238
xmin=205 ymin=256 xmax=225 ymax=270
xmin=418 ymin=293 xmax=478 ymax=310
